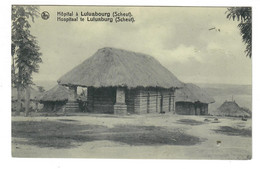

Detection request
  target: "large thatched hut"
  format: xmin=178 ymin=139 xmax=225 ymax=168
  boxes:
xmin=175 ymin=83 xmax=215 ymax=115
xmin=39 ymin=85 xmax=71 ymax=112
xmin=212 ymin=101 xmax=250 ymax=117
xmin=58 ymin=47 xmax=183 ymax=114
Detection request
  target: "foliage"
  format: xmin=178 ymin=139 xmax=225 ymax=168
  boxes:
xmin=11 ymin=6 xmax=42 ymax=89
xmin=226 ymin=7 xmax=252 ymax=58
xmin=37 ymin=86 xmax=45 ymax=92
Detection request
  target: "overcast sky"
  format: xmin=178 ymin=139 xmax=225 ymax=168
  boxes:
xmin=30 ymin=6 xmax=252 ymax=85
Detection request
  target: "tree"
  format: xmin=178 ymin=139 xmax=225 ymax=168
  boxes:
xmin=12 ymin=6 xmax=42 ymax=116
xmin=226 ymin=7 xmax=252 ymax=58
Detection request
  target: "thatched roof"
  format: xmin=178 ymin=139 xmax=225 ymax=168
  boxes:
xmin=212 ymin=101 xmax=250 ymax=117
xmin=39 ymin=85 xmax=70 ymax=102
xmin=175 ymin=83 xmax=215 ymax=104
xmin=58 ymin=47 xmax=183 ymax=89
xmin=12 ymin=86 xmax=43 ymax=101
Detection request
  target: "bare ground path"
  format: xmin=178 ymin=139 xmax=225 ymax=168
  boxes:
xmin=12 ymin=114 xmax=252 ymax=159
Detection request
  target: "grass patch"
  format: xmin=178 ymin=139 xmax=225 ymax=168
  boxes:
xmin=12 ymin=120 xmax=204 ymax=148
xmin=177 ymin=119 xmax=205 ymax=126
xmin=213 ymin=126 xmax=252 ymax=137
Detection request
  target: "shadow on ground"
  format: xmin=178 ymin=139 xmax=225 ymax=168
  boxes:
xmin=12 ymin=120 xmax=203 ymax=149
xmin=213 ymin=126 xmax=252 ymax=137
xmin=177 ymin=119 xmax=205 ymax=126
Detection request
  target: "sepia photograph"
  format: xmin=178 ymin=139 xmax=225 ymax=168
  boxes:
xmin=11 ymin=5 xmax=252 ymax=160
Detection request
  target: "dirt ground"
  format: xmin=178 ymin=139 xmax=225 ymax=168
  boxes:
xmin=11 ymin=113 xmax=252 ymax=159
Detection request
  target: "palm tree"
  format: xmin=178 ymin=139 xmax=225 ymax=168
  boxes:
xmin=226 ymin=7 xmax=252 ymax=58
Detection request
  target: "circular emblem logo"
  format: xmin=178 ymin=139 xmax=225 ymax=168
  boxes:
xmin=41 ymin=11 xmax=50 ymax=20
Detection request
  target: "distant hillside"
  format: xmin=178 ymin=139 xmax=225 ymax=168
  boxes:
xmin=194 ymin=83 xmax=252 ymax=112
xmin=195 ymin=83 xmax=252 ymax=97
xmin=34 ymin=80 xmax=58 ymax=91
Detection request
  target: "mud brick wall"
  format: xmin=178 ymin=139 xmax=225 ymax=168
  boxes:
xmin=197 ymin=103 xmax=208 ymax=115
xmin=125 ymin=89 xmax=139 ymax=113
xmin=87 ymin=87 xmax=176 ymax=114
xmin=129 ymin=89 xmax=175 ymax=114
xmin=175 ymin=102 xmax=196 ymax=115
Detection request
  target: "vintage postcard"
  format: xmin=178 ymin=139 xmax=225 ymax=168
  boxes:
xmin=11 ymin=5 xmax=252 ymax=159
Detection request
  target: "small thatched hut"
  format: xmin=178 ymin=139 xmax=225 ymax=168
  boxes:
xmin=58 ymin=47 xmax=183 ymax=114
xmin=39 ymin=85 xmax=71 ymax=112
xmin=175 ymin=83 xmax=215 ymax=115
xmin=212 ymin=101 xmax=250 ymax=117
